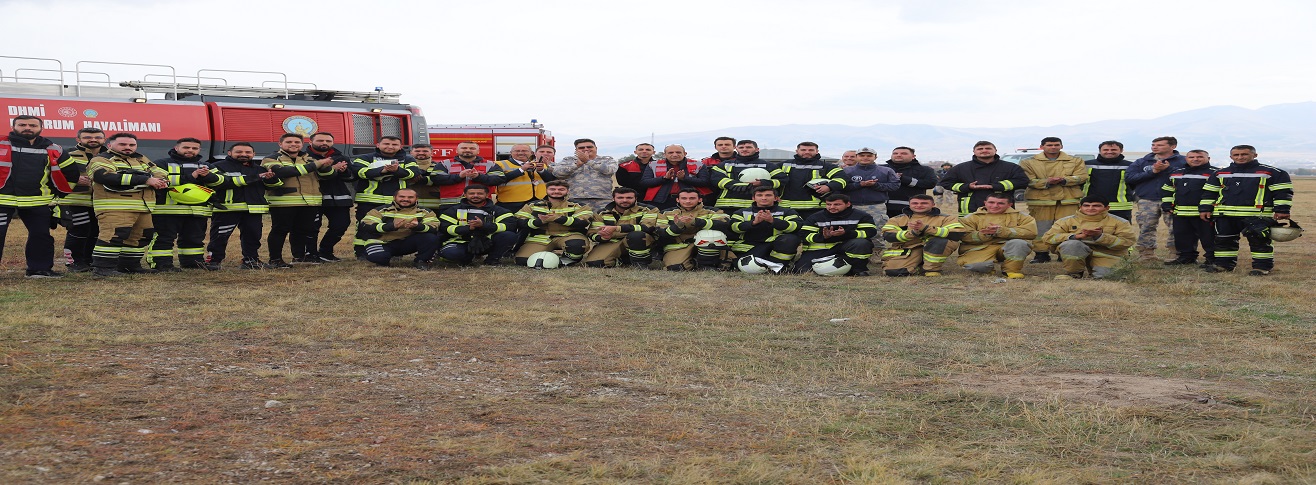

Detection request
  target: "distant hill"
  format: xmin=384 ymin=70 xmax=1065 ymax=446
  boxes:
xmin=582 ymin=102 xmax=1316 ymax=168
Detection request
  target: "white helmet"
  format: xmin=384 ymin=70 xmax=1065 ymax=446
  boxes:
xmin=811 ymin=255 xmax=851 ymax=276
xmin=693 ymin=230 xmax=728 ymax=248
xmin=806 ymin=178 xmax=832 ymax=190
xmin=736 ymin=255 xmax=771 ymax=274
xmin=1269 ymin=220 xmax=1303 ymax=242
xmin=738 ymin=167 xmax=772 ymax=183
xmin=526 ymin=251 xmax=561 ymax=269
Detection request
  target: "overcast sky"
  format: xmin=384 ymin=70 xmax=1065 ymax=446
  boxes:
xmin=8 ymin=0 xmax=1314 ymax=140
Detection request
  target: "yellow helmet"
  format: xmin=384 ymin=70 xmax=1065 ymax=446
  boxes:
xmin=167 ymin=184 xmax=215 ymax=205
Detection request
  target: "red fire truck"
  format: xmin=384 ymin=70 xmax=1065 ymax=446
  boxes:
xmin=427 ymin=123 xmax=555 ymax=161
xmin=1 ymin=57 xmax=427 ymax=159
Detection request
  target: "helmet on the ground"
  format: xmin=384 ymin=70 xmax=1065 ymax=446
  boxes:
xmin=811 ymin=255 xmax=851 ymax=276
xmin=738 ymin=167 xmax=772 ymax=183
xmin=526 ymin=251 xmax=561 ymax=269
xmin=167 ymin=183 xmax=215 ymax=205
xmin=805 ymin=178 xmax=832 ymax=190
xmin=1270 ymin=219 xmax=1303 ymax=242
xmin=736 ymin=255 xmax=771 ymax=274
xmin=693 ymin=230 xmax=728 ymax=248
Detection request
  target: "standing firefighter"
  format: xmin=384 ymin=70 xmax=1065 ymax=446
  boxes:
xmin=148 ymin=138 xmax=220 ymax=271
xmin=1200 ymin=145 xmax=1294 ymax=276
xmin=1160 ymin=149 xmax=1217 ymax=267
xmin=86 ymin=133 xmax=169 ymax=276
xmin=0 ymin=116 xmax=73 ymax=278
xmin=1020 ymin=137 xmax=1088 ymax=263
xmin=204 ymin=143 xmax=280 ymax=270
xmin=263 ymin=133 xmax=337 ymax=267
xmin=55 ymin=127 xmax=106 ymax=272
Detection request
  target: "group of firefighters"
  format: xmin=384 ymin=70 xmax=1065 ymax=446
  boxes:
xmin=0 ymin=116 xmax=1295 ymax=278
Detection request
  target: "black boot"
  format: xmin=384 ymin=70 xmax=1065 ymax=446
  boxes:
xmin=1029 ymin=252 xmax=1051 ymax=264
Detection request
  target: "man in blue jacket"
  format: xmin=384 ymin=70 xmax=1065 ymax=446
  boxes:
xmin=1125 ymin=136 xmax=1186 ymax=262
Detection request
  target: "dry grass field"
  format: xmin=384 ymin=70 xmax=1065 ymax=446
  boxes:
xmin=2 ymin=180 xmax=1314 ymax=483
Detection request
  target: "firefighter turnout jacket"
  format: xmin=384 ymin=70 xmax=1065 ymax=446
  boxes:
xmin=882 ymin=208 xmax=967 ymax=248
xmin=263 ymin=150 xmax=334 ymax=207
xmin=207 ymin=158 xmax=280 ymax=214
xmin=1039 ymin=210 xmax=1136 ymax=257
xmin=800 ymin=206 xmax=878 ymax=252
xmin=1198 ymin=160 xmax=1294 ymax=218
xmin=516 ymin=198 xmax=594 ymax=244
xmin=0 ymin=133 xmax=70 ymax=207
xmin=957 ymin=207 xmax=1038 ymax=259
xmin=1160 ymin=163 xmax=1218 ymax=216
xmin=1083 ymin=156 xmax=1134 ymax=213
xmin=589 ymin=202 xmax=661 ymax=243
xmin=1021 ymin=152 xmax=1089 ymax=207
xmin=776 ymin=155 xmax=847 ymax=213
xmin=55 ymin=143 xmax=102 ymax=208
xmin=86 ymin=151 xmax=167 ymax=213
xmin=358 ymin=203 xmax=441 ymax=244
xmin=351 ymin=151 xmax=419 ymax=205
xmin=438 ymin=199 xmax=516 ymax=244
xmin=154 ymin=149 xmax=221 ymax=217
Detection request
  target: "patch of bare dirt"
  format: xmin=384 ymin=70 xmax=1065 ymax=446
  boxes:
xmin=946 ymin=373 xmax=1261 ymax=408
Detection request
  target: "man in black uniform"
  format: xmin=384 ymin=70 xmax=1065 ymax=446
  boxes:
xmin=149 ymin=138 xmax=221 ymax=271
xmin=55 ymin=127 xmax=106 ymax=272
xmin=938 ymin=141 xmax=1029 ymax=216
xmin=1160 ymin=149 xmax=1216 ymax=267
xmin=883 ymin=146 xmax=938 ymax=218
xmin=437 ymin=184 xmax=518 ymax=266
xmin=728 ymin=185 xmax=801 ymax=273
xmin=306 ymin=132 xmax=353 ymax=262
xmin=796 ymin=193 xmax=877 ymax=276
xmin=1199 ymin=145 xmax=1294 ymax=276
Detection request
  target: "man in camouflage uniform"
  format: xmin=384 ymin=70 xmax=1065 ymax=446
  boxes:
xmin=550 ymin=138 xmax=617 ymax=212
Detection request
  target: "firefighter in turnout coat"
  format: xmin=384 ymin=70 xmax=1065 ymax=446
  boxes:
xmin=957 ymin=192 xmax=1037 ymax=278
xmin=1039 ymin=196 xmax=1136 ymax=279
xmin=1198 ymin=145 xmax=1294 ymax=275
xmin=513 ymin=180 xmax=594 ymax=265
xmin=795 ymin=193 xmax=877 ymax=276
xmin=85 ymin=133 xmax=169 ymax=276
xmin=881 ymin=194 xmax=966 ymax=277
xmin=655 ymin=188 xmax=731 ymax=271
xmin=583 ymin=187 xmax=662 ymax=268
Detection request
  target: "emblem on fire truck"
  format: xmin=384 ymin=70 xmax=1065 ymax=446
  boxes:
xmin=282 ymin=116 xmax=318 ymax=137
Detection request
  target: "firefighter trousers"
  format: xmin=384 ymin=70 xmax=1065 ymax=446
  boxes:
xmin=149 ymin=214 xmax=208 ymax=269
xmin=657 ymin=235 xmax=727 ymax=271
xmin=353 ymin=203 xmax=384 ymax=257
xmin=0 ymin=205 xmax=56 ymax=272
xmin=1171 ymin=215 xmax=1215 ymax=263
xmin=93 ymin=210 xmax=154 ymax=270
xmin=515 ymin=234 xmax=591 ymax=264
xmin=583 ymin=231 xmax=655 ymax=267
xmin=209 ymin=212 xmax=263 ymax=265
xmin=1028 ymin=203 xmax=1078 ymax=253
xmin=881 ymin=237 xmax=957 ymax=276
xmin=1212 ymin=216 xmax=1273 ymax=271
xmin=269 ymin=205 xmax=320 ymax=261
xmin=1055 ymin=240 xmax=1124 ymax=278
xmin=313 ymin=205 xmax=352 ymax=259
xmin=732 ymin=234 xmax=802 ymax=268
xmin=364 ymin=233 xmax=441 ymax=266
xmin=796 ymin=238 xmax=874 ymax=274
xmin=438 ymin=231 xmax=518 ymax=265
xmin=960 ymin=239 xmax=1031 ymax=274
xmin=60 ymin=205 xmax=97 ymax=268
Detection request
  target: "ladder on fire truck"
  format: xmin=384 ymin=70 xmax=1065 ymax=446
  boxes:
xmin=1 ymin=56 xmax=401 ymax=104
